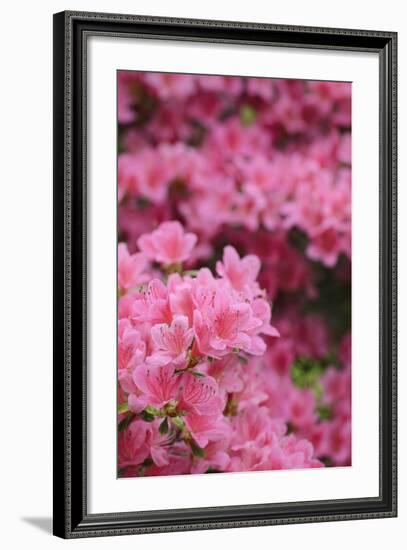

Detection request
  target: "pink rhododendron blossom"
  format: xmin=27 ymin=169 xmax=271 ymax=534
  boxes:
xmin=144 ymin=73 xmax=197 ymax=100
xmin=118 ymin=243 xmax=148 ymax=292
xmin=147 ymin=315 xmax=194 ymax=367
xmin=216 ymin=245 xmax=261 ymax=296
xmin=118 ymin=419 xmax=151 ymax=469
xmin=117 ymin=72 xmax=351 ymax=477
xmin=118 ymin=319 xmax=146 ymax=393
xmin=130 ymin=364 xmax=180 ymax=410
xmin=193 ymin=291 xmax=265 ymax=357
xmin=178 ymin=373 xmax=223 ymax=416
xmin=185 ymin=414 xmax=230 ymax=450
xmin=138 ymin=221 xmax=198 ymax=265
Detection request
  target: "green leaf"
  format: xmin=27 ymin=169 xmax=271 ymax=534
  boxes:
xmin=136 ymin=196 xmax=150 ymax=209
xmin=240 ymin=104 xmax=257 ymax=126
xmin=118 ymin=412 xmax=136 ymax=432
xmin=118 ymin=402 xmax=129 ymax=414
xmin=190 ymin=440 xmax=205 ymax=458
xmin=159 ymin=418 xmax=169 ymax=435
xmin=317 ymin=404 xmax=332 ymax=421
xmin=140 ymin=410 xmax=155 ymax=422
xmin=190 ymin=370 xmax=205 ymax=378
xmin=291 ymin=357 xmax=323 ymax=389
xmin=144 ymin=405 xmax=160 ymax=416
xmin=172 ymin=416 xmax=186 ymax=430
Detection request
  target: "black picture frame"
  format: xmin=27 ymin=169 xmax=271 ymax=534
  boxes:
xmin=53 ymin=10 xmax=397 ymax=539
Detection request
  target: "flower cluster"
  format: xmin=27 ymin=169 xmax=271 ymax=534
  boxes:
xmin=118 ymin=223 xmax=330 ymax=475
xmin=118 ymin=73 xmax=351 ymax=279
xmin=117 ymin=72 xmax=352 ymax=477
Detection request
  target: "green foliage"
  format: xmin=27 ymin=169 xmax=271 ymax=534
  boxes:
xmin=291 ymin=356 xmax=323 ymax=389
xmin=304 ymin=255 xmax=351 ymax=341
xmin=240 ymin=104 xmax=257 ymax=126
xmin=317 ymin=404 xmax=332 ymax=421
xmin=118 ymin=402 xmax=129 ymax=414
xmin=190 ymin=440 xmax=205 ymax=458
xmin=140 ymin=410 xmax=156 ymax=422
xmin=172 ymin=416 xmax=186 ymax=431
xmin=118 ymin=412 xmax=136 ymax=432
xmin=190 ymin=370 xmax=205 ymax=378
xmin=159 ymin=418 xmax=169 ymax=435
xmin=136 ymin=196 xmax=151 ymax=209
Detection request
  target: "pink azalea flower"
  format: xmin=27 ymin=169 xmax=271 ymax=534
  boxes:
xmin=118 ymin=243 xmax=148 ymax=293
xmin=130 ymin=364 xmax=180 ymax=411
xmin=118 ymin=319 xmax=146 ymax=371
xmin=338 ymin=133 xmax=351 ymax=164
xmin=186 ymin=91 xmax=223 ymax=126
xmin=307 ymin=226 xmax=343 ymax=267
xmin=231 ymin=406 xmax=274 ymax=451
xmin=280 ymin=435 xmax=323 ymax=469
xmin=147 ymin=315 xmax=194 ymax=367
xmin=118 ymin=319 xmax=146 ymax=393
xmin=265 ymin=339 xmax=295 ymax=376
xmin=185 ymin=414 xmax=230 ymax=450
xmin=138 ymin=221 xmax=198 ymax=265
xmin=146 ymin=420 xmax=172 ymax=467
xmin=131 ymin=149 xmax=173 ymax=204
xmin=216 ymin=245 xmax=261 ymax=295
xmin=207 ymin=118 xmax=270 ymax=160
xmin=231 ymin=184 xmax=267 ymax=232
xmin=178 ymin=372 xmax=223 ymax=416
xmin=193 ymin=290 xmax=262 ymax=358
xmin=324 ymin=418 xmax=351 ymax=466
xmin=144 ymin=442 xmax=192 ymax=476
xmin=129 ymin=279 xmax=173 ymax=327
xmin=143 ymin=73 xmax=197 ymax=100
xmin=190 ymin=441 xmax=231 ymax=474
xmin=207 ymin=355 xmax=245 ymax=394
xmin=247 ymin=77 xmax=274 ymax=102
xmin=116 ymin=70 xmax=352 ymax=477
xmin=118 ymin=419 xmax=151 ymax=468
xmin=250 ymin=298 xmax=280 ymax=338
xmin=286 ymin=388 xmax=317 ymax=429
xmin=321 ymin=365 xmax=351 ymax=404
xmin=118 ymin=154 xmax=138 ymax=202
xmin=197 ymin=75 xmax=243 ymax=95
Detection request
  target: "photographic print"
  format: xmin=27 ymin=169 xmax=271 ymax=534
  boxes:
xmin=54 ymin=12 xmax=397 ymax=537
xmin=117 ymin=71 xmax=352 ymax=478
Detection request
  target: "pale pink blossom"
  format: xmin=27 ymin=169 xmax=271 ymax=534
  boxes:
xmin=118 ymin=243 xmax=148 ymax=293
xmin=118 ymin=319 xmax=146 ymax=393
xmin=118 ymin=419 xmax=151 ymax=468
xmin=185 ymin=414 xmax=230 ymax=450
xmin=193 ymin=291 xmax=262 ymax=357
xmin=147 ymin=315 xmax=194 ymax=367
xmin=130 ymin=364 xmax=180 ymax=411
xmin=178 ymin=373 xmax=223 ymax=416
xmin=117 ymin=72 xmax=352 ymax=477
xmin=138 ymin=221 xmax=198 ymax=265
xmin=216 ymin=245 xmax=261 ymax=295
xmin=144 ymin=72 xmax=197 ymax=99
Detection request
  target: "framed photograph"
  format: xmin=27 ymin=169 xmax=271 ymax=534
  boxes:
xmin=53 ymin=10 xmax=397 ymax=538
